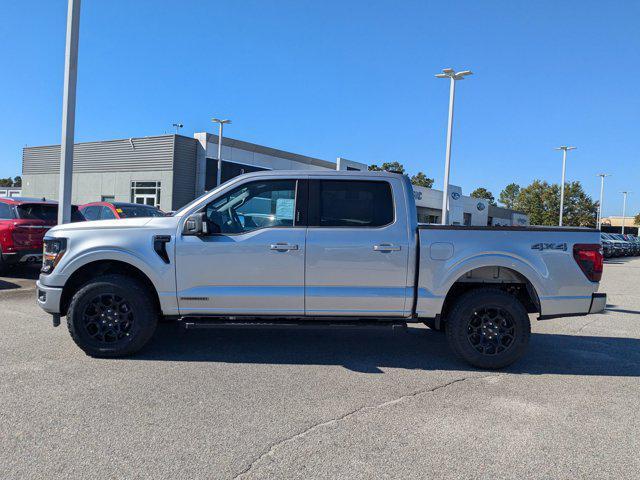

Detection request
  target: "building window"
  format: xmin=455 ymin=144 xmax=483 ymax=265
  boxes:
xmin=131 ymin=181 xmax=161 ymax=207
xmin=101 ymin=195 xmax=115 ymax=202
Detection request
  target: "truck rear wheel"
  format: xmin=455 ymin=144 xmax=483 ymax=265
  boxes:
xmin=66 ymin=274 xmax=158 ymax=358
xmin=445 ymin=288 xmax=530 ymax=369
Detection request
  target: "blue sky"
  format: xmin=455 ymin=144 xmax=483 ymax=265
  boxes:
xmin=1 ymin=0 xmax=638 ymax=216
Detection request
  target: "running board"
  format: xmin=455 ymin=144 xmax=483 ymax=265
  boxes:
xmin=179 ymin=318 xmax=408 ymax=332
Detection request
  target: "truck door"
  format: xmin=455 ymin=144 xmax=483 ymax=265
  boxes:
xmin=304 ymin=178 xmax=410 ymax=316
xmin=175 ymin=178 xmax=306 ymax=316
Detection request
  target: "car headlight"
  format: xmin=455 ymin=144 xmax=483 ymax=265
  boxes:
xmin=42 ymin=238 xmax=67 ymax=274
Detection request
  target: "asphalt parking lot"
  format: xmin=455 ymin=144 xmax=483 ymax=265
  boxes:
xmin=1 ymin=260 xmax=639 ymax=480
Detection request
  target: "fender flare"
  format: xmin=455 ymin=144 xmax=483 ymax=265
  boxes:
xmin=437 ymin=253 xmax=546 ymax=301
xmin=59 ymin=247 xmax=161 ymax=287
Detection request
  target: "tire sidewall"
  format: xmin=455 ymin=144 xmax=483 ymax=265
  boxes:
xmin=67 ymin=275 xmax=157 ymax=357
xmin=446 ymin=289 xmax=531 ymax=369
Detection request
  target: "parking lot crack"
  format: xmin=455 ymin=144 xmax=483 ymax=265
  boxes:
xmin=232 ymin=374 xmax=497 ymax=479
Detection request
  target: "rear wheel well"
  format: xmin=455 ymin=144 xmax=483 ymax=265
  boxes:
xmin=439 ymin=267 xmax=540 ymax=325
xmin=60 ymin=260 xmax=160 ymax=317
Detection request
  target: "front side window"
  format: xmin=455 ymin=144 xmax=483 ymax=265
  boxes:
xmin=205 ymin=180 xmax=297 ymax=234
xmin=310 ymin=180 xmax=394 ymax=227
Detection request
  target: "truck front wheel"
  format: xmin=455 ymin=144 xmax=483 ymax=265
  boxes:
xmin=66 ymin=274 xmax=158 ymax=358
xmin=445 ymin=288 xmax=530 ymax=369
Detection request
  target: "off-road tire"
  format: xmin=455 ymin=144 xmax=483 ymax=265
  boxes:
xmin=67 ymin=274 xmax=157 ymax=358
xmin=445 ymin=288 xmax=530 ymax=369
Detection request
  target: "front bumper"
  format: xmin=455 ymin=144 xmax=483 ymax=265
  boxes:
xmin=36 ymin=280 xmax=63 ymax=314
xmin=589 ymin=292 xmax=607 ymax=314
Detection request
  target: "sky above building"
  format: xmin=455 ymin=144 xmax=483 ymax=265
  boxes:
xmin=1 ymin=0 xmax=638 ymax=216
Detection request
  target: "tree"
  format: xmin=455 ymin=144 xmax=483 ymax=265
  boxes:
xmin=499 ymin=183 xmax=520 ymax=209
xmin=634 ymin=213 xmax=640 ymax=226
xmin=561 ymin=181 xmax=598 ymax=227
xmin=470 ymin=187 xmax=496 ymax=206
xmin=0 ymin=178 xmax=13 ymax=187
xmin=410 ymin=172 xmax=434 ymax=188
xmin=368 ymin=161 xmax=405 ymax=173
xmin=513 ymin=180 xmax=559 ymax=226
xmin=13 ymin=176 xmax=21 ymax=187
xmin=513 ymin=180 xmax=597 ymax=227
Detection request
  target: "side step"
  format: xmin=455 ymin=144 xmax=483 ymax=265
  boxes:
xmin=179 ymin=318 xmax=408 ymax=332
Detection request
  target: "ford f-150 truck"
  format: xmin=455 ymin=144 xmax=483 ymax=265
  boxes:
xmin=36 ymin=171 xmax=606 ymax=368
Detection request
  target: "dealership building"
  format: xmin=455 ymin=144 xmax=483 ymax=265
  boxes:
xmin=21 ymin=132 xmax=527 ymax=226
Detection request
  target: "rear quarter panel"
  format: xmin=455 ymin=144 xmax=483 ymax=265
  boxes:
xmin=417 ymin=227 xmax=601 ymax=318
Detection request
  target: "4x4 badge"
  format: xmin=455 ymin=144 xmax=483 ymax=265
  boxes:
xmin=531 ymin=242 xmax=567 ymax=251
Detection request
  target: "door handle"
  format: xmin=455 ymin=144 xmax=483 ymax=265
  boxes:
xmin=270 ymin=243 xmax=299 ymax=251
xmin=373 ymin=244 xmax=401 ymax=252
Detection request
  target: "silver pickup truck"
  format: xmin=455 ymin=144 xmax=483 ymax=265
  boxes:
xmin=36 ymin=171 xmax=606 ymax=368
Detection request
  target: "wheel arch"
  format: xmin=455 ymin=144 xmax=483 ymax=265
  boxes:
xmin=60 ymin=259 xmax=161 ymax=317
xmin=439 ymin=264 xmax=541 ymax=326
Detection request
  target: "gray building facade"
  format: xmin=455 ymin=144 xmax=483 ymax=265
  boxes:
xmin=21 ymin=133 xmax=348 ymax=211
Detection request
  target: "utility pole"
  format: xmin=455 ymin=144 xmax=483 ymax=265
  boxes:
xmin=555 ymin=146 xmax=576 ymax=226
xmin=172 ymin=123 xmax=183 ymax=134
xmin=57 ymin=0 xmax=81 ymax=225
xmin=435 ymin=68 xmax=472 ymax=225
xmin=212 ymin=118 xmax=231 ymax=186
xmin=596 ymin=173 xmax=610 ymax=230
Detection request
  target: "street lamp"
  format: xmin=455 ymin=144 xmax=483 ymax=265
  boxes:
xmin=211 ymin=118 xmax=232 ymax=186
xmin=555 ymin=146 xmax=576 ymax=226
xmin=621 ymin=191 xmax=631 ymax=234
xmin=596 ymin=173 xmax=611 ymax=230
xmin=435 ymin=68 xmax=473 ymax=225
xmin=172 ymin=122 xmax=183 ymax=134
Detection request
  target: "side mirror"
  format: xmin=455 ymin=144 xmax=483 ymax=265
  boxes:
xmin=182 ymin=212 xmax=221 ymax=236
xmin=183 ymin=212 xmax=208 ymax=236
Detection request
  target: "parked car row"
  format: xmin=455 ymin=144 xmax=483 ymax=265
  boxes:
xmin=601 ymin=232 xmax=640 ymax=257
xmin=0 ymin=197 xmax=164 ymax=269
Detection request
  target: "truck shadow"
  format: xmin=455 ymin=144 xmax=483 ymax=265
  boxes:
xmin=134 ymin=324 xmax=640 ymax=377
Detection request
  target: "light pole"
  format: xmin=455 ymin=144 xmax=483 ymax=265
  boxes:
xmin=621 ymin=191 xmax=630 ymax=234
xmin=172 ymin=122 xmax=183 ymax=134
xmin=212 ymin=118 xmax=231 ymax=186
xmin=596 ymin=173 xmax=611 ymax=230
xmin=555 ymin=146 xmax=576 ymax=226
xmin=58 ymin=0 xmax=81 ymax=225
xmin=435 ymin=68 xmax=472 ymax=225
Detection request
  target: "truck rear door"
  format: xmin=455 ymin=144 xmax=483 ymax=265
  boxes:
xmin=304 ymin=178 xmax=410 ymax=317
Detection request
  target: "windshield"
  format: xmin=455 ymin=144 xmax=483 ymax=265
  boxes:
xmin=173 ymin=176 xmax=240 ymax=217
xmin=115 ymin=204 xmax=164 ymax=218
xmin=16 ymin=204 xmax=85 ymax=222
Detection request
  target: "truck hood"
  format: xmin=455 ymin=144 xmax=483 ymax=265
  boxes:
xmin=47 ymin=217 xmax=155 ymax=235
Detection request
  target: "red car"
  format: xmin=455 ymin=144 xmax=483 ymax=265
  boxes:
xmin=79 ymin=201 xmax=165 ymax=221
xmin=0 ymin=197 xmax=84 ymax=269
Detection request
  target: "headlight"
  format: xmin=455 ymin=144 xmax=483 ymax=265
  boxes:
xmin=42 ymin=238 xmax=67 ymax=274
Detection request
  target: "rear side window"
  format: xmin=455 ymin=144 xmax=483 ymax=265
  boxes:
xmin=0 ymin=202 xmax=14 ymax=219
xmin=309 ymin=180 xmax=394 ymax=227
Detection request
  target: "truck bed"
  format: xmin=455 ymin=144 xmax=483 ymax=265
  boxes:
xmin=415 ymin=225 xmax=603 ymax=319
